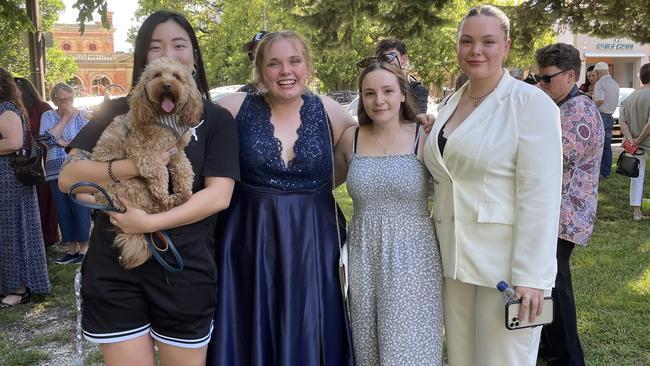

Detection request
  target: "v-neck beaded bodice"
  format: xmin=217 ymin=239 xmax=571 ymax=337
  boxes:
xmin=236 ymin=93 xmax=332 ymax=191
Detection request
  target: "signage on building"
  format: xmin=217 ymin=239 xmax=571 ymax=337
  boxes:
xmin=596 ymin=42 xmax=634 ymax=51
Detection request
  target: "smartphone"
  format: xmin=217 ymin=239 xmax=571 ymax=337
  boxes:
xmin=505 ymin=297 xmax=554 ymax=330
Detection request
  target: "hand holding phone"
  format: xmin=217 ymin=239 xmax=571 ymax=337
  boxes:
xmin=505 ymin=297 xmax=554 ymax=330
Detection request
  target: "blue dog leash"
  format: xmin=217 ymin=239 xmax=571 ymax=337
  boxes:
xmin=68 ymin=182 xmax=184 ymax=272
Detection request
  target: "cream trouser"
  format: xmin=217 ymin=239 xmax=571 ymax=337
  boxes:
xmin=629 ymin=152 xmax=646 ymax=206
xmin=444 ymin=278 xmax=548 ymax=366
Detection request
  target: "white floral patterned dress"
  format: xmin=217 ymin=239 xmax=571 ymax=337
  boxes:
xmin=346 ymin=126 xmax=443 ymax=366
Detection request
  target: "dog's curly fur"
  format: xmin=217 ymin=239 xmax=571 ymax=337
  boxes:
xmin=91 ymin=57 xmax=203 ymax=269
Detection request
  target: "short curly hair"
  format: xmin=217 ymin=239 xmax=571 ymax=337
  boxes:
xmin=535 ymin=43 xmax=582 ymax=80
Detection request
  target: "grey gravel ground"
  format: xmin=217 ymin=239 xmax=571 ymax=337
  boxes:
xmin=1 ymin=304 xmax=101 ymax=366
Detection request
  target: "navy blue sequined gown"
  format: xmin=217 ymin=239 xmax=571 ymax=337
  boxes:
xmin=207 ymin=94 xmax=354 ymax=366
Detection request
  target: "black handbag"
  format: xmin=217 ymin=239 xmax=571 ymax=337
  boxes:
xmin=11 ymin=118 xmax=46 ymax=186
xmin=616 ymin=148 xmax=644 ymax=178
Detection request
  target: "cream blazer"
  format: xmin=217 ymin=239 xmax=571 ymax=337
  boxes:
xmin=423 ymin=71 xmax=562 ymax=290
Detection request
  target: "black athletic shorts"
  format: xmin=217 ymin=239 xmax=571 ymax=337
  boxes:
xmin=81 ymin=213 xmax=218 ymax=348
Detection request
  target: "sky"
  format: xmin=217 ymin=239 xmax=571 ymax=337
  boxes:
xmin=57 ymin=0 xmax=140 ymax=52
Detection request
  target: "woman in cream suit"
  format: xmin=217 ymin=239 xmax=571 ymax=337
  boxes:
xmin=423 ymin=5 xmax=563 ymax=366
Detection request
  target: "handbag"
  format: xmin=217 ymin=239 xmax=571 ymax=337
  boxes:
xmin=11 ymin=117 xmax=46 ymax=186
xmin=324 ymin=110 xmax=349 ymax=303
xmin=616 ymin=148 xmax=644 ymax=178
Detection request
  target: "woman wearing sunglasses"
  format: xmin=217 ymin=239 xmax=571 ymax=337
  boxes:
xmin=423 ymin=5 xmax=562 ymax=365
xmin=335 ymin=60 xmax=443 ymax=365
xmin=207 ymin=31 xmax=356 ymax=366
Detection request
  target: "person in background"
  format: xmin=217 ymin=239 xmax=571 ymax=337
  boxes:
xmin=423 ymin=5 xmax=562 ymax=365
xmin=335 ymin=60 xmax=443 ymax=365
xmin=0 ymin=67 xmax=51 ymax=308
xmin=374 ymin=37 xmax=429 ymax=114
xmin=535 ymin=42 xmax=604 ymax=366
xmin=208 ymin=30 xmax=356 ymax=366
xmin=618 ymin=62 xmax=650 ymax=221
xmin=578 ymin=65 xmax=596 ymax=98
xmin=593 ymin=61 xmax=620 ymax=178
xmin=58 ymin=11 xmax=238 ymax=365
xmin=237 ymin=30 xmax=269 ymax=94
xmin=40 ymin=83 xmax=91 ymax=265
xmin=14 ymin=77 xmax=59 ymax=247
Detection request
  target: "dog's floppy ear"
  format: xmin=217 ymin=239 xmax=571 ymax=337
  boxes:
xmin=180 ymin=82 xmax=204 ymax=126
xmin=129 ymin=75 xmax=156 ymax=126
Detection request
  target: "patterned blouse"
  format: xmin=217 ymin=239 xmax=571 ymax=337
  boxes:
xmin=558 ymin=88 xmax=604 ymax=246
xmin=39 ymin=109 xmax=89 ymax=181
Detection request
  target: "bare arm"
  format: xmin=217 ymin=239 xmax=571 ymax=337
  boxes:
xmin=0 ymin=110 xmax=24 ymax=155
xmin=108 ymin=176 xmax=235 ymax=233
xmin=594 ymin=99 xmax=604 ymax=107
xmin=634 ymin=116 xmax=650 ymax=145
xmin=58 ymin=148 xmax=140 ymax=193
xmin=333 ymin=126 xmax=356 ymax=187
xmin=321 ymin=95 xmax=357 ymax=147
xmin=215 ymin=92 xmax=246 ymax=119
xmin=619 ymin=117 xmax=634 ymax=141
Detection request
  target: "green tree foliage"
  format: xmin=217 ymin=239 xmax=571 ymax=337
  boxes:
xmin=0 ymin=0 xmax=78 ymax=93
xmin=67 ymin=0 xmax=646 ymax=92
xmin=514 ymin=0 xmax=650 ymax=44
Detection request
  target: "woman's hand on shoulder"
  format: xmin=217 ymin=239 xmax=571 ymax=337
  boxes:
xmin=416 ymin=113 xmax=436 ymax=133
xmin=215 ymin=92 xmax=247 ymax=119
xmin=321 ymin=95 xmax=357 ymax=146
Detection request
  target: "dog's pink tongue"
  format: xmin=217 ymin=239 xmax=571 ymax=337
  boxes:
xmin=161 ymin=97 xmax=175 ymax=113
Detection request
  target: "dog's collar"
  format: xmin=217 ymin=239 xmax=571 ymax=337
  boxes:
xmin=155 ymin=114 xmax=190 ymax=141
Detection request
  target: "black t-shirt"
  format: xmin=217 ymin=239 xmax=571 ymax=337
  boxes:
xmin=67 ymin=97 xmax=240 ymax=193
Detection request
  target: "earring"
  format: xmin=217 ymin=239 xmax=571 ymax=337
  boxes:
xmin=192 ymin=64 xmax=197 ymax=77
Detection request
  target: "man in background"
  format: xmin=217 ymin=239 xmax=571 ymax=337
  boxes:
xmin=593 ymin=61 xmax=620 ymax=178
xmin=238 ymin=30 xmax=269 ymax=94
xmin=374 ymin=37 xmax=429 ymax=114
xmin=618 ymin=63 xmax=650 ymax=221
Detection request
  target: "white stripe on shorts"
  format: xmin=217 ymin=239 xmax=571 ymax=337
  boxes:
xmin=150 ymin=321 xmax=214 ymax=349
xmin=83 ymin=323 xmax=151 ymax=344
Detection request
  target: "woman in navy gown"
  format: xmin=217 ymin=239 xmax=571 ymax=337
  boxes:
xmin=207 ymin=31 xmax=356 ymax=365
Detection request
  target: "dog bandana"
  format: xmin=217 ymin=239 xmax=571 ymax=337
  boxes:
xmin=155 ymin=114 xmax=191 ymax=142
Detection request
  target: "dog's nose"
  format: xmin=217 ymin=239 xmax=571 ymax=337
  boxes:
xmin=163 ymin=83 xmax=172 ymax=91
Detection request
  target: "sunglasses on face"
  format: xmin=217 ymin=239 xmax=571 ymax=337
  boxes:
xmin=356 ymin=52 xmax=402 ymax=69
xmin=533 ymin=70 xmax=566 ymax=84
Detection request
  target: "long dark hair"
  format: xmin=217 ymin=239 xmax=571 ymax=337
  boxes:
xmin=14 ymin=77 xmax=45 ymax=109
xmin=132 ymin=11 xmax=209 ymax=100
xmin=0 ymin=68 xmax=28 ymax=121
xmin=356 ymin=62 xmax=418 ymax=126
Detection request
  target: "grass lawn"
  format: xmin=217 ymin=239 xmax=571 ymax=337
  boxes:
xmin=1 ymin=161 xmax=648 ymax=365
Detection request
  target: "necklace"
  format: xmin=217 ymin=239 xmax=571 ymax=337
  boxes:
xmin=371 ymin=128 xmax=398 ymax=155
xmin=466 ymin=87 xmax=496 ymax=107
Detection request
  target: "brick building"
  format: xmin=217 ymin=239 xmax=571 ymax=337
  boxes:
xmin=52 ymin=12 xmax=132 ymax=97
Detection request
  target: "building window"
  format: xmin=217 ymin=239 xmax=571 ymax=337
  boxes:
xmin=62 ymin=43 xmax=71 ymax=51
xmin=89 ymin=43 xmax=97 ymax=51
xmin=91 ymin=74 xmax=112 ymax=96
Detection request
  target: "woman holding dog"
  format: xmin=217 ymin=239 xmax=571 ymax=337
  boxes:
xmin=422 ymin=5 xmax=562 ymax=365
xmin=58 ymin=11 xmax=239 ymax=366
xmin=207 ymin=31 xmax=356 ymax=365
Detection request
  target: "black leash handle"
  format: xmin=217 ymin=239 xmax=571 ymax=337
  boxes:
xmin=68 ymin=181 xmax=125 ymax=213
xmin=68 ymin=181 xmax=184 ymax=272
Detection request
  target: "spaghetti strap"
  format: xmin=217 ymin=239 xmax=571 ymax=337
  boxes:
xmin=352 ymin=127 xmax=360 ymax=154
xmin=413 ymin=124 xmax=422 ymax=154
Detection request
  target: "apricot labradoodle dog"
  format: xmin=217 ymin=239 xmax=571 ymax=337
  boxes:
xmin=91 ymin=57 xmax=203 ymax=269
